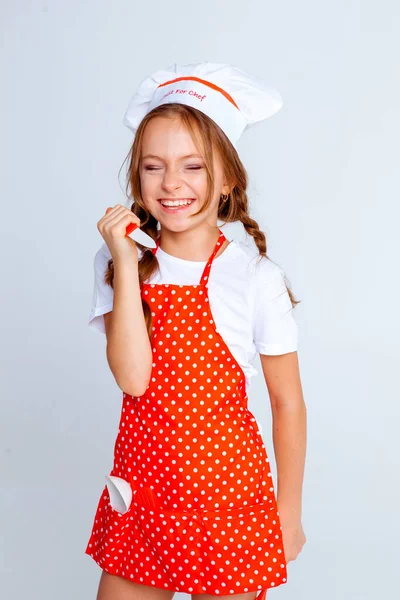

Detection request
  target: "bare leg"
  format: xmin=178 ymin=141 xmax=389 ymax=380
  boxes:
xmin=192 ymin=592 xmax=259 ymax=600
xmin=96 ymin=571 xmax=175 ymax=600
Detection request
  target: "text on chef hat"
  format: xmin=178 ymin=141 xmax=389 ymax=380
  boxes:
xmin=161 ymin=88 xmax=207 ymax=102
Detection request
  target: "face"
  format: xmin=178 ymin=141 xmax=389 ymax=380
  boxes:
xmin=139 ymin=116 xmax=230 ymax=233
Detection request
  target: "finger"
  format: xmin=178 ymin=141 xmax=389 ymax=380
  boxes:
xmin=105 ymin=211 xmax=140 ymax=233
xmin=99 ymin=205 xmax=127 ymax=228
xmin=104 ymin=204 xmax=125 ymax=219
xmin=105 ymin=205 xmax=125 ymax=215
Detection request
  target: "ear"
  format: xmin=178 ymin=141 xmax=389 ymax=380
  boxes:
xmin=221 ymin=180 xmax=233 ymax=195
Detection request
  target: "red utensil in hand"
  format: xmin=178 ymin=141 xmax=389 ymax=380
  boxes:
xmin=105 ymin=207 xmax=156 ymax=248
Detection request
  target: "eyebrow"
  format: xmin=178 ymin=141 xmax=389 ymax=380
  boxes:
xmin=141 ymin=153 xmax=203 ymax=160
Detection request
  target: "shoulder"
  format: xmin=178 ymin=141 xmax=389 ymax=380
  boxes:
xmin=234 ymin=241 xmax=298 ymax=354
xmin=229 ymin=240 xmax=287 ymax=297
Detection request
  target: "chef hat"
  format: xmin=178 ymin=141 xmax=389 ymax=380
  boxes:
xmin=122 ymin=61 xmax=283 ymax=147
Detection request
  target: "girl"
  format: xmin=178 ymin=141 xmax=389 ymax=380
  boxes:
xmin=85 ymin=62 xmax=307 ymax=600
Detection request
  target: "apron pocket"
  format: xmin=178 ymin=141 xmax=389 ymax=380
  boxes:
xmin=135 ymin=502 xmax=205 ymax=588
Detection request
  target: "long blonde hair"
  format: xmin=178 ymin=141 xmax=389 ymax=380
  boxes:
xmin=105 ymin=102 xmax=300 ymax=338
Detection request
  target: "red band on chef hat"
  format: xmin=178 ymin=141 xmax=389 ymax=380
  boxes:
xmin=157 ymin=76 xmax=240 ymax=109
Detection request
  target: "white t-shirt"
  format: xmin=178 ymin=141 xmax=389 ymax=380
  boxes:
xmin=89 ymin=237 xmax=298 ymax=393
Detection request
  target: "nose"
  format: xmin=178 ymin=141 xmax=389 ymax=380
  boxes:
xmin=161 ymin=167 xmax=182 ymax=192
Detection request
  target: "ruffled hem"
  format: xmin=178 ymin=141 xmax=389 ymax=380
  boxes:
xmin=85 ymin=485 xmax=287 ymax=595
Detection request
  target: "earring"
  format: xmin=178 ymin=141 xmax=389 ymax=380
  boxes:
xmin=221 ymin=193 xmax=230 ymax=203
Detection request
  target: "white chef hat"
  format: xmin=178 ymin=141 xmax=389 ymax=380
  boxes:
xmin=122 ymin=61 xmax=283 ymax=148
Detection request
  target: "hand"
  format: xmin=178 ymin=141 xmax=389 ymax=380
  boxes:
xmin=97 ymin=204 xmax=141 ymax=263
xmin=280 ymin=519 xmax=306 ymax=564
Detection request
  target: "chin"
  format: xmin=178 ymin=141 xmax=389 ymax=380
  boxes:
xmin=157 ymin=221 xmax=193 ymax=233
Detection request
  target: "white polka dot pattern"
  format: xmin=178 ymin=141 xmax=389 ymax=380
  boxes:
xmin=85 ymin=229 xmax=287 ymax=597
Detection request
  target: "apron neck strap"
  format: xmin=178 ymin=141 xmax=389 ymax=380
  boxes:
xmin=199 ymin=229 xmax=226 ymax=286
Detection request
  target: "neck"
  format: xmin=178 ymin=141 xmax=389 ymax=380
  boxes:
xmin=157 ymin=226 xmax=225 ymax=262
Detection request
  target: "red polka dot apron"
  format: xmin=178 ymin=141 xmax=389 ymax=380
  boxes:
xmin=85 ymin=229 xmax=287 ymax=598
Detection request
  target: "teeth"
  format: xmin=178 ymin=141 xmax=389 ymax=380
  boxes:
xmin=160 ymin=199 xmax=194 ymax=207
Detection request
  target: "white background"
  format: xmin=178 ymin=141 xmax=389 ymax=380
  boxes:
xmin=1 ymin=1 xmax=399 ymax=598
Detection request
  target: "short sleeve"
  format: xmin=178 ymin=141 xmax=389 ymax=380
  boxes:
xmin=88 ymin=243 xmax=114 ymax=334
xmin=252 ymin=258 xmax=298 ymax=355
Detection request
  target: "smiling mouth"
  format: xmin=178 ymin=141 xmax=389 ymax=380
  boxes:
xmin=158 ymin=198 xmax=196 ymax=211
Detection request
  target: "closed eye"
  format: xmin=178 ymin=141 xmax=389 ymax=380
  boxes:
xmin=144 ymin=165 xmax=203 ymax=171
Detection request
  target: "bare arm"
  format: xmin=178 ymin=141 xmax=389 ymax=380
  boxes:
xmin=104 ymin=258 xmax=152 ymax=397
xmin=260 ymin=351 xmax=307 ymax=525
xmin=104 ymin=261 xmax=152 ymax=396
xmin=97 ymin=204 xmax=153 ymax=398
